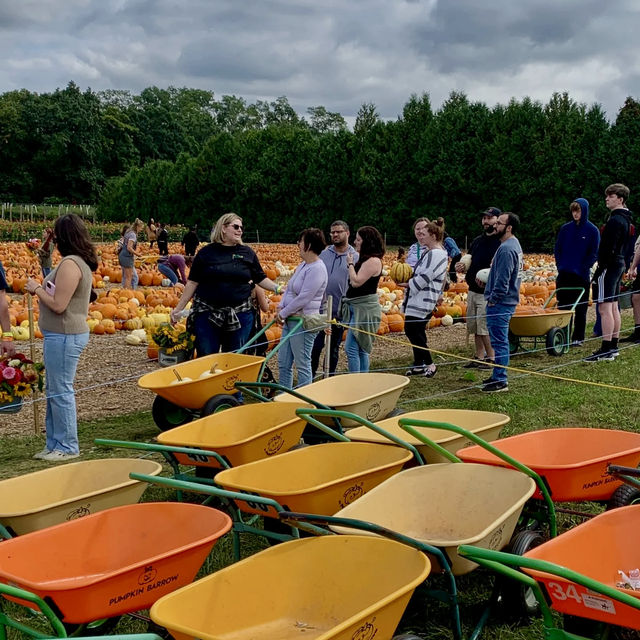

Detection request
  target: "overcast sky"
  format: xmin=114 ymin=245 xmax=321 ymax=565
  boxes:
xmin=2 ymin=0 xmax=640 ymax=122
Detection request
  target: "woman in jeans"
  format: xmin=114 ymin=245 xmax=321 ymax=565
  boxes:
xmin=170 ymin=213 xmax=281 ymax=355
xmin=119 ymin=219 xmax=144 ymax=289
xmin=343 ymin=226 xmax=385 ymax=373
xmin=403 ymin=218 xmax=448 ymax=377
xmin=25 ymin=214 xmax=98 ymax=462
xmin=277 ymin=229 xmax=328 ymax=389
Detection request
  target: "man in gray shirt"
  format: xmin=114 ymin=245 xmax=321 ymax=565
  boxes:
xmin=311 ymin=220 xmax=359 ymax=377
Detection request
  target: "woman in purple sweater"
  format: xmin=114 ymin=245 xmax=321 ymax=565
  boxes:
xmin=277 ymin=228 xmax=328 ymax=388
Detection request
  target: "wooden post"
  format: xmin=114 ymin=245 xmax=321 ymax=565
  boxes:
xmin=323 ymin=297 xmax=332 ymax=378
xmin=26 ymin=294 xmax=40 ymax=434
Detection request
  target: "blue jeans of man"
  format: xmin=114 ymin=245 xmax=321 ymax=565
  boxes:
xmin=486 ymin=302 xmax=516 ymax=384
xmin=345 ymin=318 xmax=370 ymax=373
xmin=158 ymin=263 xmax=178 ymax=285
xmin=42 ymin=330 xmax=89 ymax=454
xmin=278 ymin=319 xmax=316 ymax=389
xmin=192 ymin=310 xmax=253 ymax=356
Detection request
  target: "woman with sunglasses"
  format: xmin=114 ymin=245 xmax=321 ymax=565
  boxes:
xmin=170 ymin=212 xmax=281 ymax=355
xmin=26 ymin=214 xmax=98 ymax=462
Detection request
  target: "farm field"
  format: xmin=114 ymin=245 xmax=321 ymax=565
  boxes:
xmin=2 ymin=240 xmax=640 ymax=640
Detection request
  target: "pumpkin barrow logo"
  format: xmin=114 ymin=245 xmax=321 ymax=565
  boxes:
xmin=339 ymin=483 xmax=364 ymax=508
xmin=488 ymin=525 xmax=505 ymax=550
xmin=366 ymin=402 xmax=381 ymax=421
xmin=264 ymin=433 xmax=284 ymax=456
xmin=352 ymin=619 xmax=377 ymax=640
xmin=223 ymin=374 xmax=240 ymax=391
xmin=66 ymin=504 xmax=91 ymax=520
xmin=138 ymin=565 xmax=157 ymax=586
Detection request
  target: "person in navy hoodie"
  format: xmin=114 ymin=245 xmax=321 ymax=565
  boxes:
xmin=554 ymin=198 xmax=600 ymax=345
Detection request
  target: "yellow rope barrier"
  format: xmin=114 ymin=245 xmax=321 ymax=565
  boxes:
xmin=334 ymin=319 xmax=640 ymax=394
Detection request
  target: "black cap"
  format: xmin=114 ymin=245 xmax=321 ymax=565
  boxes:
xmin=482 ymin=207 xmax=501 ymax=217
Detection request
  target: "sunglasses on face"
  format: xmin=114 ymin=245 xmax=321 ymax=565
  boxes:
xmin=228 ymin=223 xmax=243 ymax=231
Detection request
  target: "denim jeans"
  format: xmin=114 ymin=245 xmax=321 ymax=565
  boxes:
xmin=158 ymin=263 xmax=178 ymax=285
xmin=42 ymin=330 xmax=89 ymax=454
xmin=345 ymin=318 xmax=370 ymax=373
xmin=41 ymin=266 xmax=52 ymax=278
xmin=192 ymin=310 xmax=253 ymax=356
xmin=278 ymin=319 xmax=316 ymax=389
xmin=486 ymin=303 xmax=516 ymax=384
xmin=131 ymin=268 xmax=139 ymax=289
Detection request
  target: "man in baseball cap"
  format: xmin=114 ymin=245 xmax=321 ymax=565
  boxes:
xmin=455 ymin=207 xmax=502 ymax=368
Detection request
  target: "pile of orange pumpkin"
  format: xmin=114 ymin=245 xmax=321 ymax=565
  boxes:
xmin=0 ymin=240 xmax=565 ymax=347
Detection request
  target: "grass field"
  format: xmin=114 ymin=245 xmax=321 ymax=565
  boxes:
xmin=1 ymin=319 xmax=639 ymax=639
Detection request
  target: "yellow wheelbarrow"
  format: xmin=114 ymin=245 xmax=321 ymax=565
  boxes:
xmin=0 ymin=458 xmax=162 ymax=539
xmin=95 ymin=401 xmax=311 ymax=484
xmin=279 ymin=461 xmax=535 ymax=640
xmin=150 ymin=535 xmax=431 ymax=640
xmin=139 ymin=319 xmax=303 ymax=431
xmin=509 ymin=287 xmax=584 ymax=356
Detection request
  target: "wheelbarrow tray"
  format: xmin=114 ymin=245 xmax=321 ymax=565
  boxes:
xmin=150 ymin=535 xmax=431 ymax=640
xmin=524 ymin=505 xmax=640 ymax=629
xmin=0 ymin=502 xmax=231 ymax=623
xmin=347 ymin=409 xmax=509 ymax=463
xmin=138 ymin=353 xmax=264 ymax=410
xmin=274 ymin=373 xmax=410 ymax=426
xmin=509 ymin=309 xmax=572 ymax=336
xmin=0 ymin=458 xmax=163 ymax=537
xmin=156 ymin=401 xmax=310 ymax=469
xmin=214 ymin=442 xmax=412 ymax=517
xmin=331 ymin=464 xmax=536 ymax=575
xmin=457 ymin=427 xmax=640 ymax=502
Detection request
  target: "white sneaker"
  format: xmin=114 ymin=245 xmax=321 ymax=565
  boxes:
xmin=33 ymin=448 xmax=52 ymax=460
xmin=40 ymin=450 xmax=79 ymax=462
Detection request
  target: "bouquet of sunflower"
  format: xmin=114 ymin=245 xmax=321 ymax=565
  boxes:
xmin=151 ymin=323 xmax=194 ymax=355
xmin=0 ymin=353 xmax=45 ymax=402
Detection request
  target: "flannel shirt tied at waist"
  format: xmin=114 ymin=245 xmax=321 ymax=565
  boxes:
xmin=188 ymin=296 xmax=253 ymax=333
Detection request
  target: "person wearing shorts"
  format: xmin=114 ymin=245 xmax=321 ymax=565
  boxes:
xmin=586 ymin=183 xmax=633 ymax=361
xmin=456 ymin=207 xmax=501 ymax=369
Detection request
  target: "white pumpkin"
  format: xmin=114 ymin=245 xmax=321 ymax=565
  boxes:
xmin=161 ymin=278 xmax=172 ymax=287
xmin=441 ymin=314 xmax=454 ymax=327
xmin=476 ymin=268 xmax=491 ymax=284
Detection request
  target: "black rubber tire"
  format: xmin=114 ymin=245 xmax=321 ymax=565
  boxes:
xmin=497 ymin=529 xmax=546 ymax=621
xmin=201 ymin=394 xmax=241 ymax=416
xmin=546 ymin=327 xmax=565 ymax=357
xmin=508 ymin=331 xmax=519 ymax=354
xmin=393 ymin=635 xmax=423 ymax=640
xmin=146 ymin=620 xmax=174 ymax=639
xmin=63 ymin=616 xmax=121 ymax=636
xmin=152 ymin=396 xmax=192 ymax=431
xmin=385 ymin=407 xmax=407 ymax=418
xmin=606 ymin=483 xmax=640 ymax=510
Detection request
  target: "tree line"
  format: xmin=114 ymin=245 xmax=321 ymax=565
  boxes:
xmin=2 ymin=82 xmax=640 ymax=249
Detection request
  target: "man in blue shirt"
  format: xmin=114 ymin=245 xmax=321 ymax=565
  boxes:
xmin=311 ymin=220 xmax=359 ymax=377
xmin=482 ymin=212 xmax=523 ymax=393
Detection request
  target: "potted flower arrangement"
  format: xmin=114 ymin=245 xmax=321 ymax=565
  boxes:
xmin=0 ymin=353 xmax=45 ymax=413
xmin=151 ymin=323 xmax=195 ymax=367
xmin=25 ymin=238 xmax=41 ymax=252
xmin=620 ymin=276 xmax=634 ymax=310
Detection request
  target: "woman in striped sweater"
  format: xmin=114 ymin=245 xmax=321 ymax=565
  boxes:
xmin=402 ymin=218 xmax=448 ymax=377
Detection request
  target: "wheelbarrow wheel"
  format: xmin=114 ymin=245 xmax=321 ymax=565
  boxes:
xmin=508 ymin=331 xmax=519 ymax=354
xmin=385 ymin=408 xmax=407 ymax=418
xmin=606 ymin=483 xmax=640 ymax=510
xmin=545 ymin=327 xmax=565 ymax=357
xmin=201 ymin=394 xmax=241 ymax=416
xmin=63 ymin=616 xmax=121 ymax=636
xmin=497 ymin=529 xmax=546 ymax=621
xmin=152 ymin=396 xmax=193 ymax=431
xmin=562 ymin=615 xmax=607 ymax=640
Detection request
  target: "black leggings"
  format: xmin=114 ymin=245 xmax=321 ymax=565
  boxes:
xmin=404 ymin=315 xmax=433 ymax=366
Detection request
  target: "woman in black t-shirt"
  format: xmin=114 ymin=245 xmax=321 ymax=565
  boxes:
xmin=170 ymin=213 xmax=281 ymax=355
